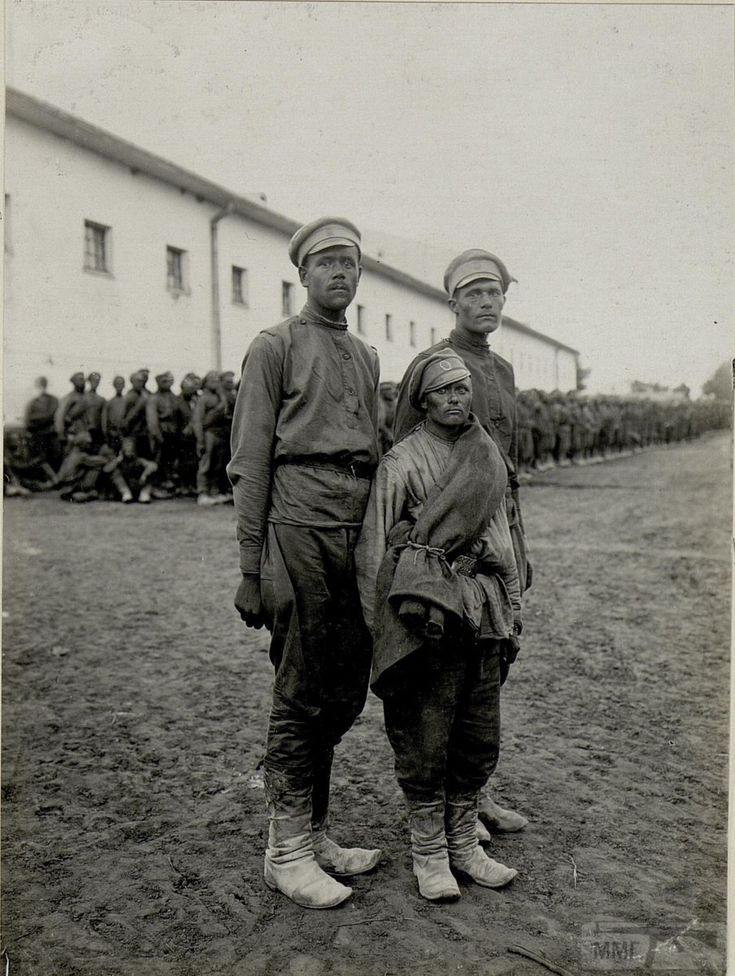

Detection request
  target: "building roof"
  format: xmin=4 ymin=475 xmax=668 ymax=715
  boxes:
xmin=7 ymin=87 xmax=579 ymax=358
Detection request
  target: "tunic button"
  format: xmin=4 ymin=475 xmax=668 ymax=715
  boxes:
xmin=342 ymin=353 xmax=351 ymax=360
xmin=300 ymin=319 xmax=306 ymax=324
xmin=345 ymin=387 xmax=354 ymax=394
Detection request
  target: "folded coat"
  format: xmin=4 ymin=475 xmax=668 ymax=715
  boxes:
xmin=355 ymin=415 xmax=519 ymax=697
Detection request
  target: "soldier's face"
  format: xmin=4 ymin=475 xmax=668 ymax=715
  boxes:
xmin=220 ymin=373 xmax=235 ymax=392
xmin=449 ymin=279 xmax=505 ymax=336
xmin=300 ymin=245 xmax=361 ymax=312
xmin=113 ymin=378 xmax=125 ymax=394
xmin=422 ymin=379 xmax=472 ymax=429
xmin=158 ymin=376 xmax=173 ymax=392
xmin=88 ymin=375 xmax=100 ymax=391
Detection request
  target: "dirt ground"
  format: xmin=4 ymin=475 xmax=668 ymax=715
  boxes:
xmin=2 ymin=432 xmax=731 ymax=976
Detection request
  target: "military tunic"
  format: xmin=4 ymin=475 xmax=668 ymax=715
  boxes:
xmin=227 ymin=303 xmax=380 ymax=798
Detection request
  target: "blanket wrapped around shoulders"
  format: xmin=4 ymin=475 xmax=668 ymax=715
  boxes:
xmin=370 ymin=416 xmax=512 ymax=697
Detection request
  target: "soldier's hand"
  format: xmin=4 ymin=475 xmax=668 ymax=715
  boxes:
xmin=525 ymin=559 xmax=533 ymax=590
xmin=499 ymin=634 xmax=521 ymax=686
xmin=235 ymin=574 xmax=266 ymax=629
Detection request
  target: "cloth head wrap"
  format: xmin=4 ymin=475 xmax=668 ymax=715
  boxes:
xmin=70 ymin=372 xmax=85 ymax=385
xmin=443 ymin=249 xmax=516 ymax=297
xmin=408 ymin=352 xmax=471 ymax=409
xmin=288 ymin=217 xmax=362 ymax=268
xmin=155 ymin=371 xmax=174 ymax=384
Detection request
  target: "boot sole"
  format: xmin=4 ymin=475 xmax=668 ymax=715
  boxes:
xmin=452 ymin=867 xmax=518 ymax=889
xmin=316 ymin=850 xmax=382 ymax=877
xmin=263 ymin=874 xmax=352 ymax=909
xmin=477 ymin=813 xmax=529 ymax=833
xmin=420 ymin=889 xmax=461 ymax=903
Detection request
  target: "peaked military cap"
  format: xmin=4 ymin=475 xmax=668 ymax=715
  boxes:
xmin=288 ymin=217 xmax=362 ymax=268
xmin=408 ymin=351 xmax=471 ymax=409
xmin=444 ymin=249 xmax=516 ymax=297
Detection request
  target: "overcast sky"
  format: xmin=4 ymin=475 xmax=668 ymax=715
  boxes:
xmin=7 ymin=0 xmax=734 ymax=394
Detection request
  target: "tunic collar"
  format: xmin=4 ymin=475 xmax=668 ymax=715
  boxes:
xmin=301 ymin=302 xmax=349 ymax=332
xmin=450 ymin=327 xmax=491 ymax=357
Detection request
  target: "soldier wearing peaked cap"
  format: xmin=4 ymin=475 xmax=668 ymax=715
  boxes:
xmin=146 ymin=371 xmax=180 ymax=493
xmin=120 ymin=371 xmax=151 ymax=459
xmin=393 ymin=248 xmax=531 ymax=837
xmin=54 ymin=372 xmax=89 ymax=450
xmin=84 ymin=372 xmax=106 ymax=451
xmin=356 ymin=350 xmax=521 ymax=901
xmin=102 ymin=375 xmax=127 ymax=455
xmin=227 ymin=216 xmax=382 ymax=909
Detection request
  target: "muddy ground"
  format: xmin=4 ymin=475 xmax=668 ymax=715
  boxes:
xmin=2 ymin=432 xmax=731 ymax=976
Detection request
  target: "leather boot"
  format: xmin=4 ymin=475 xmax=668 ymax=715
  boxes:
xmin=477 ymin=788 xmax=529 ymax=833
xmin=263 ymin=776 xmax=352 ymax=909
xmin=446 ymin=797 xmax=517 ymax=889
xmin=408 ymin=800 xmax=461 ymax=902
xmin=311 ymin=749 xmax=381 ymax=876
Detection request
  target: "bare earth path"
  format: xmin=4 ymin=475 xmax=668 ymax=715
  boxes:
xmin=2 ymin=432 xmax=730 ymax=976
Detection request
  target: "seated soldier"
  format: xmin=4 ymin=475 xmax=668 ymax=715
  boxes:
xmin=56 ymin=431 xmax=108 ymax=502
xmin=104 ymin=437 xmax=158 ymax=504
xmin=4 ymin=427 xmax=57 ymax=496
xmin=356 ymin=353 xmax=522 ymax=903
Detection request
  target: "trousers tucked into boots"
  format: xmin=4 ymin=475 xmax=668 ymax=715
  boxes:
xmin=263 ymin=770 xmax=352 ymax=909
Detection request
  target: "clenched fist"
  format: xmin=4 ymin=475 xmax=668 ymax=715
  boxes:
xmin=235 ymin=574 xmax=266 ymax=630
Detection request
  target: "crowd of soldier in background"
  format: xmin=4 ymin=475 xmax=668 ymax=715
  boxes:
xmin=377 ymin=381 xmax=731 ymax=477
xmin=5 ymin=369 xmax=237 ymax=505
xmin=5 ymin=373 xmax=731 ymax=504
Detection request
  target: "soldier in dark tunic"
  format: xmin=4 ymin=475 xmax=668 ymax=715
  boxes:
xmin=84 ymin=372 xmax=106 ymax=451
xmin=193 ymin=371 xmax=229 ymax=506
xmin=102 ymin=376 xmax=127 ymax=454
xmin=176 ymin=373 xmax=201 ymax=496
xmin=227 ymin=217 xmax=381 ymax=909
xmin=393 ymin=249 xmax=530 ymax=836
xmin=146 ymin=371 xmax=181 ymax=494
xmin=54 ymin=372 xmax=89 ymax=451
xmin=24 ymin=376 xmax=60 ymax=471
xmin=218 ymin=371 xmax=237 ymax=500
xmin=120 ymin=371 xmax=150 ymax=460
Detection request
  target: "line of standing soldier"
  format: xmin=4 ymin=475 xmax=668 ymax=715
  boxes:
xmin=9 ymin=368 xmax=239 ymax=504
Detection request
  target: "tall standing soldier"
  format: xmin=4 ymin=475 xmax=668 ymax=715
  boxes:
xmin=85 ymin=372 xmax=106 ymax=451
xmin=102 ymin=375 xmax=127 ymax=455
xmin=25 ymin=376 xmax=60 ymax=471
xmin=393 ymin=249 xmax=531 ymax=835
xmin=54 ymin=372 xmax=89 ymax=450
xmin=227 ymin=217 xmax=382 ymax=910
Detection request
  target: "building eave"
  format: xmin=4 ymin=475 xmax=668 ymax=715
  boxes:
xmin=6 ymin=86 xmax=580 ymax=355
xmin=503 ymin=316 xmax=580 ymax=358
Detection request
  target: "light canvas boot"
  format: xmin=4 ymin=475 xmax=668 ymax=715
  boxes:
xmin=447 ymin=796 xmax=517 ymax=889
xmin=263 ymin=781 xmax=352 ymax=909
xmin=408 ymin=801 xmax=460 ymax=902
xmin=311 ymin=750 xmax=381 ymax=876
xmin=477 ymin=786 xmax=529 ymax=833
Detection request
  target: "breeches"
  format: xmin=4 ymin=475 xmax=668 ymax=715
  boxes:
xmin=262 ymin=523 xmax=372 ymax=791
xmin=382 ymin=639 xmax=501 ymax=804
xmin=196 ymin=431 xmax=225 ymax=493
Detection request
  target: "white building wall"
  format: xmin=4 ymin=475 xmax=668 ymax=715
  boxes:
xmin=4 ymin=113 xmax=578 ymax=425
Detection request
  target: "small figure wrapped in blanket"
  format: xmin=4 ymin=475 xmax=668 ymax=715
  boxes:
xmin=356 ymin=351 xmax=522 ymax=903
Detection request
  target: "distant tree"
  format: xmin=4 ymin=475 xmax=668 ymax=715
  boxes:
xmin=702 ymin=361 xmax=733 ymax=401
xmin=576 ymin=363 xmax=591 ymax=391
xmin=673 ymin=383 xmax=690 ymax=400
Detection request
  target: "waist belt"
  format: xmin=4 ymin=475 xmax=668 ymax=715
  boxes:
xmin=276 ymin=454 xmax=375 ymax=481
